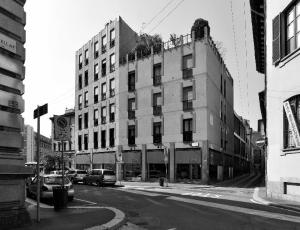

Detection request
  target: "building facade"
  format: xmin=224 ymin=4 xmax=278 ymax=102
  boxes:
xmin=74 ymin=17 xmax=254 ymax=184
xmin=0 ymin=0 xmax=31 ymax=227
xmin=50 ymin=108 xmax=76 ymax=169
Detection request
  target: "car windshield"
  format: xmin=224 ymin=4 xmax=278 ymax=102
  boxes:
xmin=44 ymin=177 xmax=69 ymax=185
xmin=103 ymin=170 xmax=115 ymax=176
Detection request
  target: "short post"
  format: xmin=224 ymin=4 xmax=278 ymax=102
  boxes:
xmin=61 ymin=140 xmax=64 ymax=189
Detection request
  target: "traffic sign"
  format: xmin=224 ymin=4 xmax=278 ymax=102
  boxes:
xmin=256 ymin=138 xmax=265 ymax=148
xmin=54 ymin=115 xmax=70 ymax=141
xmin=34 ymin=103 xmax=48 ymax=119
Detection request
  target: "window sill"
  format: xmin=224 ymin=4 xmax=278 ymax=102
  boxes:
xmin=279 ymin=48 xmax=300 ymax=68
xmin=281 ymin=147 xmax=300 ymax=155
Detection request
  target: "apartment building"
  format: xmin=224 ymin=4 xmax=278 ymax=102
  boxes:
xmin=75 ymin=17 xmax=240 ymax=184
xmin=50 ymin=108 xmax=75 ymax=168
xmin=251 ymin=0 xmax=300 ymax=201
xmin=0 ymin=0 xmax=31 ymax=227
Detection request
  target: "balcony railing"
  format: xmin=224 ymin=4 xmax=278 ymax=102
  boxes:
xmin=128 ymin=84 xmax=135 ymax=92
xmin=128 ymin=110 xmax=135 ymax=120
xmin=110 ymin=40 xmax=115 ymax=48
xmin=101 ymin=45 xmax=106 ymax=54
xmin=183 ymin=68 xmax=193 ymax=79
xmin=153 ymin=106 xmax=162 ymax=116
xmin=153 ymin=134 xmax=162 ymax=144
xmin=183 ymin=131 xmax=193 ymax=142
xmin=153 ymin=75 xmax=161 ymax=86
xmin=128 ymin=137 xmax=135 ymax=146
xmin=183 ymin=100 xmax=193 ymax=111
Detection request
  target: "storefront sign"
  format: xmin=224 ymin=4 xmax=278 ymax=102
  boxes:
xmin=0 ymin=33 xmax=16 ymax=54
xmin=283 ymin=101 xmax=300 ymax=147
xmin=54 ymin=115 xmax=71 ymax=141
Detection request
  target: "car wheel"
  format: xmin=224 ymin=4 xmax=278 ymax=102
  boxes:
xmin=68 ymin=196 xmax=74 ymax=202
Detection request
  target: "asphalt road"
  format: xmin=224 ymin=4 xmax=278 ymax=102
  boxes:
xmin=73 ymin=184 xmax=300 ymax=230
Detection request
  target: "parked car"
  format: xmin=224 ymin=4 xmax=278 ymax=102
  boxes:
xmin=26 ymin=174 xmax=74 ymax=201
xmin=49 ymin=170 xmax=61 ymax=175
xmin=71 ymin=170 xmax=87 ymax=184
xmin=83 ymin=169 xmax=116 ymax=186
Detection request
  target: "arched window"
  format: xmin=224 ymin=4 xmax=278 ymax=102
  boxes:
xmin=283 ymin=95 xmax=300 ymax=149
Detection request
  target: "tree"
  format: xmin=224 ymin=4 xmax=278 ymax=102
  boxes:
xmin=191 ymin=18 xmax=210 ymax=40
xmin=43 ymin=154 xmax=57 ymax=173
xmin=169 ymin=33 xmax=181 ymax=47
xmin=135 ymin=33 xmax=163 ymax=57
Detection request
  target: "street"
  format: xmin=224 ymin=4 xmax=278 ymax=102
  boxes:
xmin=70 ymin=183 xmax=300 ymax=230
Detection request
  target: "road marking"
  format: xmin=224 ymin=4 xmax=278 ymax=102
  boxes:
xmin=250 ymin=198 xmax=261 ymax=204
xmin=25 ymin=198 xmax=52 ymax=209
xmin=115 ymin=188 xmax=162 ymax=197
xmin=167 ymin=196 xmax=300 ymax=223
xmin=182 ymin=192 xmax=222 ymax=199
xmin=74 ymin=197 xmax=97 ymax=205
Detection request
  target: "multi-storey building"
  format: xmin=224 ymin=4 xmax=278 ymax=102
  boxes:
xmin=0 ymin=0 xmax=31 ymax=227
xmin=50 ymin=108 xmax=75 ymax=168
xmin=251 ymin=0 xmax=300 ymax=201
xmin=75 ymin=17 xmax=240 ymax=184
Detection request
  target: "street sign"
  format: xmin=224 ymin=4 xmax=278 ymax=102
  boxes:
xmin=54 ymin=115 xmax=70 ymax=141
xmin=34 ymin=103 xmax=48 ymax=119
xmin=256 ymin=138 xmax=265 ymax=148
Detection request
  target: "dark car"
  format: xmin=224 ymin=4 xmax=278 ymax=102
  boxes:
xmin=83 ymin=169 xmax=116 ymax=186
xmin=71 ymin=170 xmax=87 ymax=184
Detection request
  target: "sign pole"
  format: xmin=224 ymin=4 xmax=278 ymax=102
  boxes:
xmin=61 ymin=140 xmax=64 ymax=189
xmin=36 ymin=106 xmax=40 ymax=223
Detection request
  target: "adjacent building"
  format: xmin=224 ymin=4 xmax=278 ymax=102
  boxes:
xmin=0 ymin=0 xmax=31 ymax=227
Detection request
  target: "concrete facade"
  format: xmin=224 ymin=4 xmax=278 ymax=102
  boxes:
xmin=0 ymin=0 xmax=32 ymax=227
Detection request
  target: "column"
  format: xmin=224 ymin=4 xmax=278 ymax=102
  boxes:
xmin=169 ymin=142 xmax=175 ymax=182
xmin=142 ymin=144 xmax=147 ymax=181
xmin=201 ymin=140 xmax=209 ymax=184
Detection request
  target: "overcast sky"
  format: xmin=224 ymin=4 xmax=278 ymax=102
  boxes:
xmin=23 ymin=0 xmax=264 ymax=137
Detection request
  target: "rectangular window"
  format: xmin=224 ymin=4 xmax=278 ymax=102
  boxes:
xmin=53 ymin=143 xmax=56 ymax=151
xmin=110 ymin=103 xmax=115 ymax=122
xmin=84 ymin=91 xmax=88 ymax=107
xmin=94 ymin=64 xmax=99 ymax=81
xmin=101 ymin=130 xmax=106 ymax=148
xmin=84 ymin=70 xmax=88 ymax=86
xmin=101 ymin=82 xmax=106 ymax=100
xmin=101 ymin=106 xmax=106 ymax=124
xmin=128 ymin=125 xmax=135 ymax=145
xmin=110 ymin=78 xmax=115 ymax=97
xmin=84 ymin=134 xmax=88 ymax=150
xmin=183 ymin=118 xmax=193 ymax=142
xmin=85 ymin=49 xmax=89 ymax=65
xmin=183 ymin=86 xmax=193 ymax=111
xmin=128 ymin=98 xmax=136 ymax=119
xmin=109 ymin=128 xmax=115 ymax=147
xmin=78 ymin=74 xmax=82 ymax=89
xmin=94 ymin=109 xmax=99 ymax=126
xmin=78 ymin=135 xmax=82 ymax=151
xmin=153 ymin=93 xmax=162 ymax=116
xmin=79 ymin=54 xmax=82 ymax=69
xmin=110 ymin=29 xmax=115 ymax=48
xmin=153 ymin=122 xmax=162 ymax=144
xmin=102 ymin=59 xmax=106 ymax=76
xmin=128 ymin=71 xmax=135 ymax=92
xmin=94 ymin=131 xmax=98 ymax=149
xmin=94 ymin=41 xmax=99 ymax=58
xmin=69 ymin=141 xmax=72 ymax=151
xmin=182 ymin=54 xmax=193 ymax=79
xmin=153 ymin=63 xmax=162 ymax=86
xmin=58 ymin=142 xmax=61 ymax=151
xmin=94 ymin=86 xmax=99 ymax=103
xmin=102 ymin=35 xmax=107 ymax=54
xmin=84 ymin=112 xmax=88 ymax=129
xmin=63 ymin=142 xmax=67 ymax=151
xmin=110 ymin=53 xmax=115 ymax=72
xmin=78 ymin=95 xmax=82 ymax=110
xmin=78 ymin=114 xmax=82 ymax=130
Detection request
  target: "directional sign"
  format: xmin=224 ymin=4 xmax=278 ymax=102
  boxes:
xmin=34 ymin=103 xmax=48 ymax=119
xmin=54 ymin=115 xmax=70 ymax=141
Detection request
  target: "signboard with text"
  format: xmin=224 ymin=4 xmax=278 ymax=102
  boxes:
xmin=283 ymin=101 xmax=300 ymax=147
xmin=53 ymin=115 xmax=71 ymax=141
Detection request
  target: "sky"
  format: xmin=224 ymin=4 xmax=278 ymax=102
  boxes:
xmin=23 ymin=0 xmax=264 ymax=137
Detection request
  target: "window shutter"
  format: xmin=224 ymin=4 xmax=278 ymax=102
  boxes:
xmin=272 ymin=14 xmax=281 ymax=65
xmin=135 ymin=120 xmax=138 ymax=137
xmin=193 ymin=112 xmax=196 ymax=133
xmin=151 ymin=118 xmax=154 ymax=136
xmin=180 ymin=114 xmax=183 ymax=134
xmin=193 ymin=79 xmax=196 ymax=100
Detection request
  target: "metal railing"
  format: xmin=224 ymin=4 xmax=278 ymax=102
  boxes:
xmin=183 ymin=100 xmax=193 ymax=111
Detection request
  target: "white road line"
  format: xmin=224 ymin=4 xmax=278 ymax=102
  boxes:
xmin=25 ymin=198 xmax=52 ymax=209
xmin=113 ymin=188 xmax=162 ymax=197
xmin=250 ymin=198 xmax=261 ymax=204
xmin=74 ymin=197 xmax=97 ymax=205
xmin=167 ymin=196 xmax=300 ymax=223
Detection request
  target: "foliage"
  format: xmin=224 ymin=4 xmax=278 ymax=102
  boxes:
xmin=169 ymin=33 xmax=181 ymax=47
xmin=191 ymin=18 xmax=210 ymax=40
xmin=134 ymin=33 xmax=163 ymax=57
xmin=43 ymin=154 xmax=57 ymax=173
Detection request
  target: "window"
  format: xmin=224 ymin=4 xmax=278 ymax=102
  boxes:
xmin=110 ymin=53 xmax=115 ymax=72
xmin=183 ymin=118 xmax=193 ymax=142
xmin=102 ymin=35 xmax=107 ymax=54
xmin=84 ymin=70 xmax=88 ymax=86
xmin=69 ymin=141 xmax=72 ymax=151
xmin=128 ymin=98 xmax=136 ymax=119
xmin=53 ymin=143 xmax=56 ymax=151
xmin=110 ymin=29 xmax=115 ymax=48
xmin=78 ymin=135 xmax=82 ymax=151
xmin=102 ymin=59 xmax=106 ymax=76
xmin=101 ymin=130 xmax=106 ymax=148
xmin=84 ymin=112 xmax=88 ymax=129
xmin=94 ymin=109 xmax=99 ymax=126
xmin=153 ymin=93 xmax=162 ymax=116
xmin=58 ymin=142 xmax=61 ymax=151
xmin=183 ymin=86 xmax=193 ymax=111
xmin=110 ymin=103 xmax=115 ymax=122
xmin=78 ymin=95 xmax=82 ymax=110
xmin=101 ymin=106 xmax=106 ymax=124
xmin=101 ymin=82 xmax=107 ymax=100
xmin=128 ymin=71 xmax=135 ymax=92
xmin=79 ymin=54 xmax=82 ymax=69
xmin=63 ymin=142 xmax=67 ymax=151
xmin=85 ymin=49 xmax=89 ymax=65
xmin=153 ymin=64 xmax=162 ymax=86
xmin=182 ymin=54 xmax=193 ymax=79
xmin=153 ymin=122 xmax=162 ymax=144
xmin=94 ymin=86 xmax=99 ymax=103
xmin=94 ymin=64 xmax=99 ymax=80
xmin=283 ymin=95 xmax=300 ymax=149
xmin=109 ymin=128 xmax=115 ymax=147
xmin=84 ymin=134 xmax=88 ymax=150
xmin=94 ymin=131 xmax=98 ymax=149
xmin=287 ymin=4 xmax=300 ymax=54
xmin=94 ymin=41 xmax=99 ymax=58
xmin=128 ymin=125 xmax=135 ymax=145
xmin=84 ymin=91 xmax=88 ymax=107
xmin=110 ymin=78 xmax=115 ymax=97
xmin=78 ymin=74 xmax=82 ymax=89
xmin=78 ymin=114 xmax=82 ymax=130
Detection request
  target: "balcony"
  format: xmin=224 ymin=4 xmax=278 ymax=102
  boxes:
xmin=183 ymin=100 xmax=193 ymax=111
xmin=110 ymin=89 xmax=115 ymax=97
xmin=128 ymin=137 xmax=135 ymax=146
xmin=128 ymin=110 xmax=135 ymax=120
xmin=128 ymin=84 xmax=135 ymax=92
xmin=153 ymin=134 xmax=162 ymax=144
xmin=153 ymin=75 xmax=161 ymax=86
xmin=102 ymin=45 xmax=106 ymax=54
xmin=110 ymin=40 xmax=115 ymax=48
xmin=101 ymin=94 xmax=106 ymax=101
xmin=183 ymin=131 xmax=193 ymax=142
xmin=153 ymin=105 xmax=162 ymax=116
xmin=101 ymin=117 xmax=106 ymax=124
xmin=183 ymin=68 xmax=193 ymax=79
